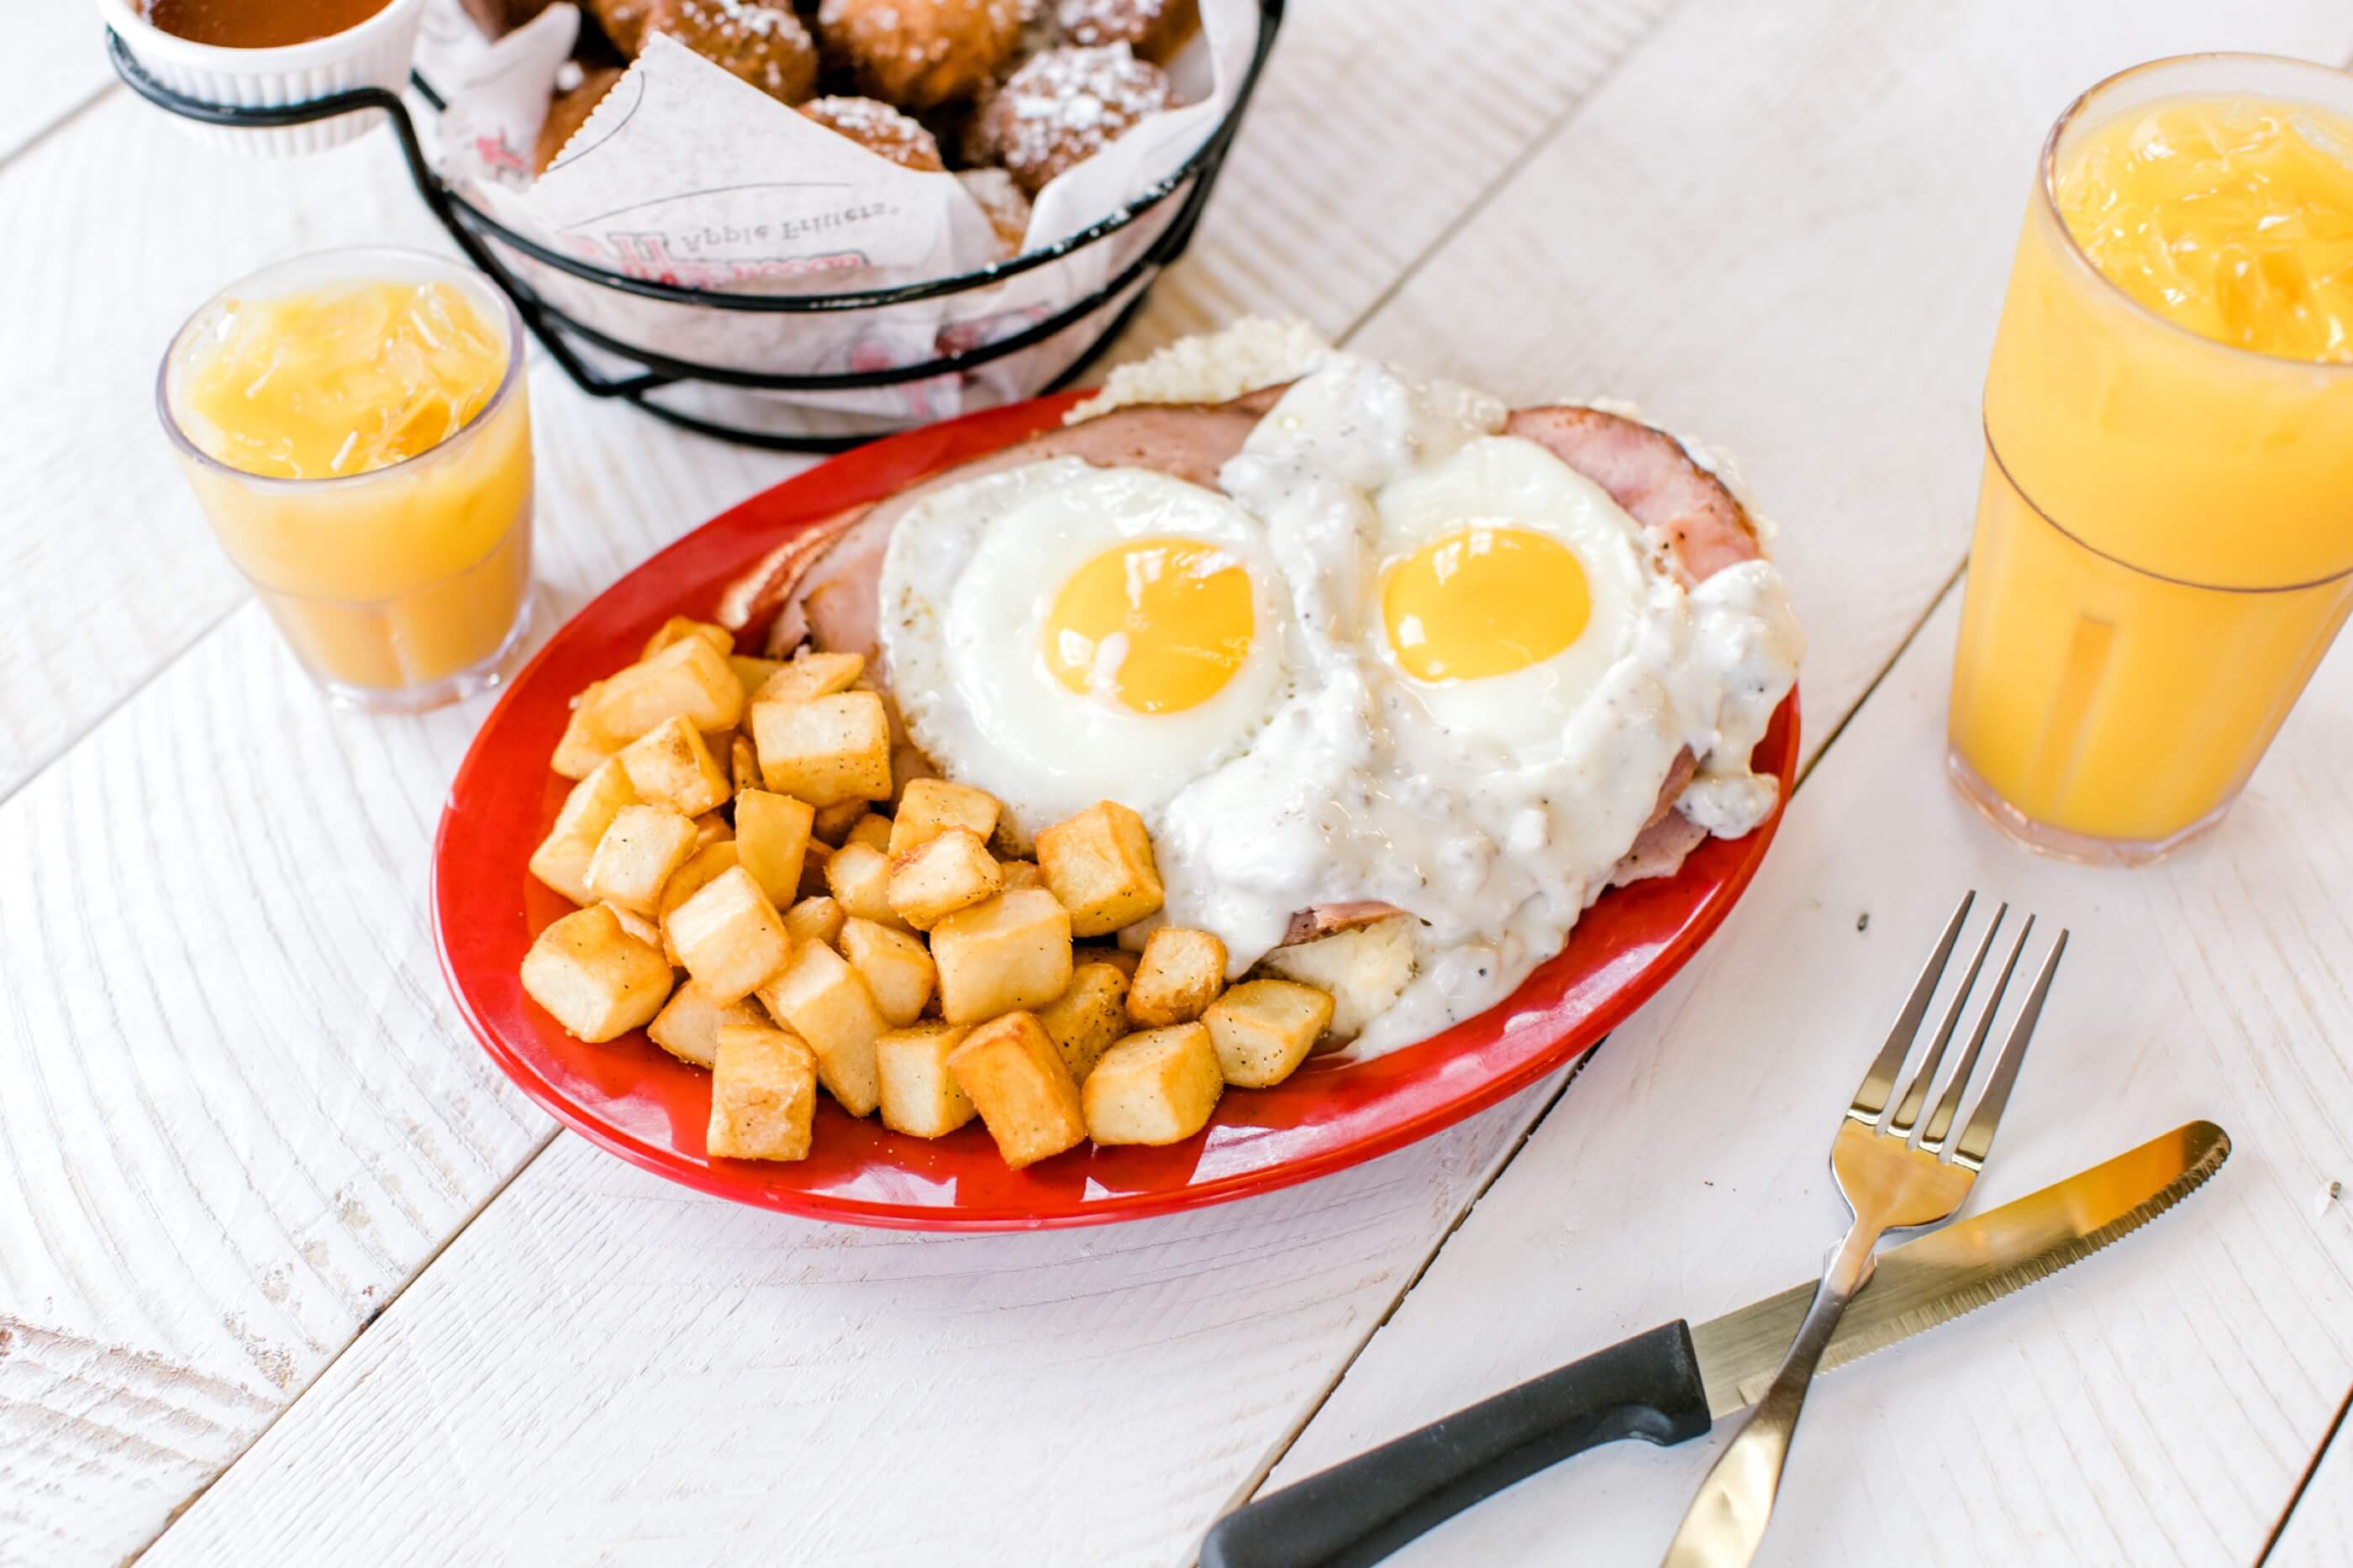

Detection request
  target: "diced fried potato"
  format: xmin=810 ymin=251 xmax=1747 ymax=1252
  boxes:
xmin=755 ymin=940 xmax=886 ymax=1115
xmin=520 ymin=905 xmax=673 ymax=1043
xmin=998 ymin=860 xmax=1045 ymax=892
xmin=1203 ymin=978 xmax=1334 ymax=1088
xmin=752 ymin=690 xmax=892 ymax=807
xmin=729 ymin=734 xmax=763 ymax=798
xmin=602 ymin=902 xmax=662 ymax=950
xmin=529 ymin=759 xmax=640 ymax=905
xmin=825 ymin=841 xmax=910 ymax=932
xmin=1076 ymin=944 xmax=1140 ymax=978
xmin=846 ymin=813 xmax=894 ymax=853
xmin=812 ymin=799 xmax=869 ymax=845
xmin=1128 ymin=927 xmax=1228 ymax=1028
xmin=708 ymin=1023 xmax=817 ymax=1161
xmin=693 ymin=813 xmax=734 ymax=850
xmin=783 ymin=895 xmax=846 ymax=949
xmin=753 ymin=649 xmax=865 ymax=706
xmin=586 ymin=636 xmax=744 ymax=745
xmin=617 ymin=715 xmax=731 ymax=818
xmin=584 ymin=804 xmax=700 ymax=918
xmin=1037 ymin=961 xmax=1131 ymax=1082
xmin=931 ymin=888 xmax=1073 ymax=1024
xmin=647 ymin=977 xmax=765 ymax=1069
xmin=642 ymin=615 xmax=734 ymax=662
xmin=734 ymin=789 xmax=816 ymax=908
xmin=550 ymin=683 xmax=620 ymax=779
xmin=658 ymin=841 xmax=740 ymax=966
xmin=1258 ymin=915 xmax=1417 ymax=1041
xmin=839 ymin=917 xmax=936 ymax=1027
xmin=887 ymin=828 xmax=1003 ymax=932
xmin=875 ymin=1022 xmax=976 ymax=1138
xmin=1035 ymin=801 xmax=1164 ymax=937
xmin=888 ymin=778 xmax=1002 ymax=860
xmin=666 ymin=864 xmax=791 ymax=1001
xmin=947 ymin=1012 xmax=1085 ymax=1169
xmin=728 ymin=655 xmax=785 ymax=707
xmin=1083 ymin=1023 xmax=1223 ymax=1145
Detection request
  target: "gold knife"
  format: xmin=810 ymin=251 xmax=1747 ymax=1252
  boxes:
xmin=1200 ymin=1121 xmax=2229 ymax=1568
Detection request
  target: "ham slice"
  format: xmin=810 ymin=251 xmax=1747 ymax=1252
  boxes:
xmin=713 ymin=393 xmax=1768 ymax=944
xmin=1503 ymin=405 xmax=1761 ymax=582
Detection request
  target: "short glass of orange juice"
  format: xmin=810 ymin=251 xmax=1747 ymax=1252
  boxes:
xmin=1950 ymin=54 xmax=2353 ymax=865
xmin=160 ymin=246 xmax=534 ymax=712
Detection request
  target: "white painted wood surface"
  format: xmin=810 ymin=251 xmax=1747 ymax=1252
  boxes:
xmin=1 ymin=4 xmax=110 ymax=164
xmin=5 ymin=1 xmax=2353 ymax=1565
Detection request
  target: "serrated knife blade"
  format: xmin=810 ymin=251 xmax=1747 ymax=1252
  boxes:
xmin=1689 ymin=1119 xmax=2229 ymax=1418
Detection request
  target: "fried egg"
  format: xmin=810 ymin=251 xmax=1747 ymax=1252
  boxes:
xmin=881 ymin=458 xmax=1294 ymax=836
xmin=1370 ymin=435 xmax=1655 ymax=753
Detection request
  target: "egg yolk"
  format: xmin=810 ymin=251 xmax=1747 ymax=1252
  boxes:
xmin=1382 ymin=526 xmax=1591 ymax=681
xmin=1043 ymin=538 xmax=1255 ymax=713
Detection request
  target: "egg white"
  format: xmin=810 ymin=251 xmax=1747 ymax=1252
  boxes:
xmin=1368 ymin=435 xmax=1656 ymax=755
xmin=880 ymin=458 xmax=1295 ymax=837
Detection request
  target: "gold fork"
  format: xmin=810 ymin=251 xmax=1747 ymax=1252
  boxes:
xmin=1659 ymin=892 xmax=2068 ymax=1568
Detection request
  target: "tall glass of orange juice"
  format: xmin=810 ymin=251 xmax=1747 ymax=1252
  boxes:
xmin=159 ymin=247 xmax=534 ymax=711
xmin=1950 ymin=55 xmax=2353 ymax=864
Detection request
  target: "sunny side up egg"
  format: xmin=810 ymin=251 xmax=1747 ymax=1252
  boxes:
xmin=1371 ymin=435 xmax=1654 ymax=755
xmin=882 ymin=457 xmax=1298 ymax=839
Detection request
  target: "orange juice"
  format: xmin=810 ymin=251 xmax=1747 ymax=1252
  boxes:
xmin=161 ymin=249 xmax=534 ymax=709
xmin=1950 ymin=57 xmax=2353 ymax=861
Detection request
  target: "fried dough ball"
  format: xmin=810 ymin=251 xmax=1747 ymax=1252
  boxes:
xmin=958 ymin=167 xmax=1033 ymax=256
xmin=586 ymin=0 xmax=654 ymax=52
xmin=535 ymin=66 xmax=624 ymax=174
xmin=799 ymin=96 xmax=946 ymax=171
xmin=1054 ymin=0 xmax=1196 ymax=62
xmin=645 ymin=0 xmax=819 ymax=104
xmin=816 ymin=0 xmax=1023 ymax=111
xmin=974 ymin=43 xmax=1173 ymax=194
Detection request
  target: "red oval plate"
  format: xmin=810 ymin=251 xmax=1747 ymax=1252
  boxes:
xmin=433 ymin=390 xmax=1798 ymax=1230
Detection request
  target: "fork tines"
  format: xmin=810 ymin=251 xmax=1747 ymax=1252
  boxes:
xmin=1845 ymin=891 xmax=2067 ymax=1171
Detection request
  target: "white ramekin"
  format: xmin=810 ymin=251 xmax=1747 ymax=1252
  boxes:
xmin=95 ymin=0 xmax=428 ymax=157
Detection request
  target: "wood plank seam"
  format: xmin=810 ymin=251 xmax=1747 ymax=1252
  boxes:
xmin=1791 ymin=560 xmax=1966 ymax=796
xmin=1176 ymin=1049 xmax=1600 ymax=1567
xmin=0 ymin=82 xmax=118 ymax=178
xmin=1328 ymin=0 xmax=1695 ymax=350
xmin=2259 ymin=1378 xmax=2353 ymax=1563
xmin=110 ymin=1122 xmax=564 ymax=1568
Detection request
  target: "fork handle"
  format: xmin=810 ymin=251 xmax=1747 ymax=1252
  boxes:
xmin=1656 ymin=1224 xmax=1881 ymax=1568
xmin=1198 ymin=1321 xmax=1712 ymax=1568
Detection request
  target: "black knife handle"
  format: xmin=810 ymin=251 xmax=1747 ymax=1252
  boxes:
xmin=1198 ymin=1320 xmax=1711 ymax=1568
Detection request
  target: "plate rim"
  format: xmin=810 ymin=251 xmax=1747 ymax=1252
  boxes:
xmin=430 ymin=391 xmax=1799 ymax=1231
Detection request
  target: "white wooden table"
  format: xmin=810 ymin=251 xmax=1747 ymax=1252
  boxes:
xmin=7 ymin=3 xmax=2353 ymax=1564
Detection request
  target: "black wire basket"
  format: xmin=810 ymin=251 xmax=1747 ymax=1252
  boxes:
xmin=106 ymin=3 xmax=1282 ymax=452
